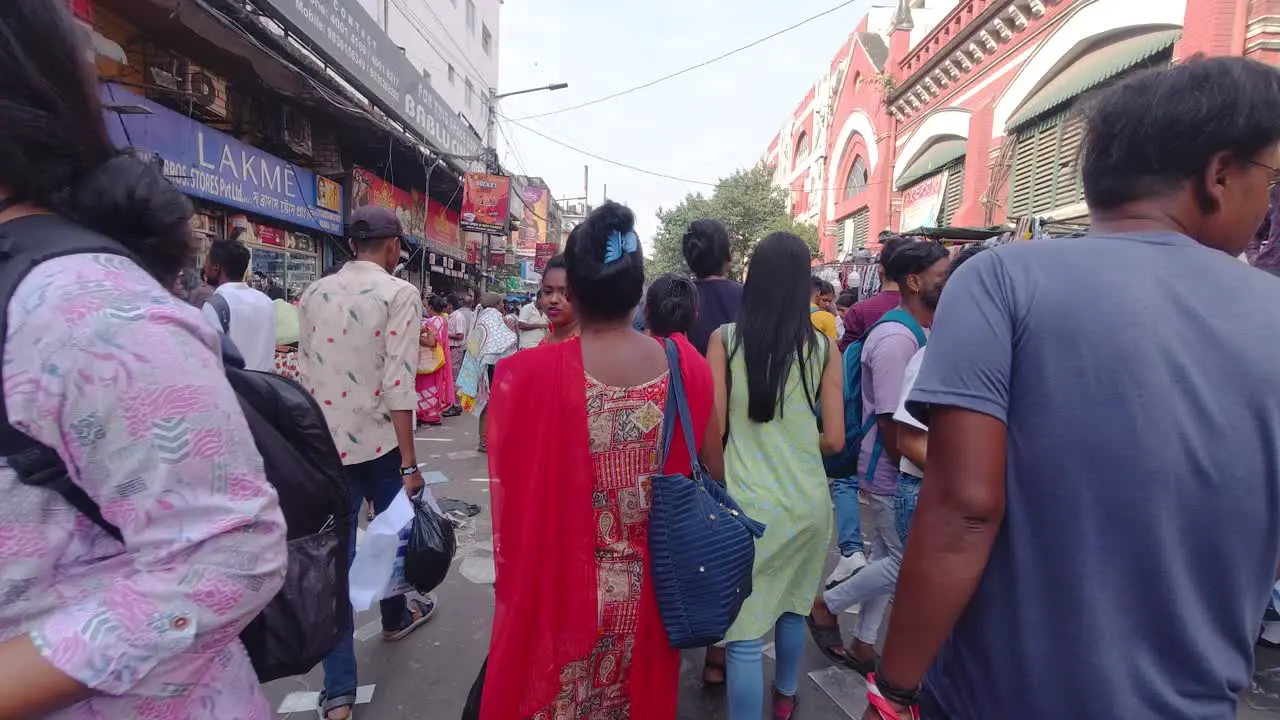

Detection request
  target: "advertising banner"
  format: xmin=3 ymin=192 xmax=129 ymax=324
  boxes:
xmin=516 ymin=184 xmax=548 ymax=256
xmin=351 ymin=166 xmax=426 ymax=245
xmin=461 ymin=173 xmax=512 ymax=233
xmin=534 ymin=242 xmax=557 ymax=272
xmin=426 ymin=200 xmax=462 ymax=250
xmin=102 ymin=84 xmax=342 ymax=234
xmin=488 ymin=248 xmax=507 ymax=266
xmin=466 ymin=235 xmax=480 ymax=264
xmin=899 ymin=171 xmax=948 ymax=232
xmin=252 ymin=0 xmax=482 ymax=160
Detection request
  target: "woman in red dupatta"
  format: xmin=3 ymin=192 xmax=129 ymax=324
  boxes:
xmin=483 ymin=203 xmax=721 ymax=720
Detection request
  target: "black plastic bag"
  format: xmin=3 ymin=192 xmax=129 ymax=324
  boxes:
xmin=404 ymin=496 xmax=456 ymax=594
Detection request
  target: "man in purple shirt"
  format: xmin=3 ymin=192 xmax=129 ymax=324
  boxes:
xmin=840 ymin=236 xmax=913 ymax=351
xmin=808 ymin=240 xmax=951 ymax=674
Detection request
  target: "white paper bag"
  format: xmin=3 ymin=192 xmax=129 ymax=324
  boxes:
xmin=348 ymin=490 xmax=418 ymax=611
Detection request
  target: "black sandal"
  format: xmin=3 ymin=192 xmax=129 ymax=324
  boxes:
xmin=806 ymin=613 xmax=851 ymax=666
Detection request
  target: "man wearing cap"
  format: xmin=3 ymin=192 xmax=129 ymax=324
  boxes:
xmin=298 ymin=206 xmax=438 ymax=720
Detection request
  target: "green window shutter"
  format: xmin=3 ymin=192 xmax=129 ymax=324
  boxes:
xmin=1008 ymin=109 xmax=1086 ymax=219
xmin=850 ymin=208 xmax=870 ymax=249
xmin=938 ymin=159 xmax=966 ymax=226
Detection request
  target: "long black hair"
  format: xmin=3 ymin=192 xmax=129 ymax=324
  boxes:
xmin=732 ymin=232 xmax=821 ymax=423
xmin=0 ymin=1 xmax=193 ymax=283
xmin=682 ymin=219 xmax=731 ymax=278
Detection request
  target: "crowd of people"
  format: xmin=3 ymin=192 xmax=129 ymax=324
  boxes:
xmin=7 ymin=2 xmax=1280 ymax=719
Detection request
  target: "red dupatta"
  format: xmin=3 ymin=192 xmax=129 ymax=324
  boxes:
xmin=483 ymin=333 xmax=712 ymax=720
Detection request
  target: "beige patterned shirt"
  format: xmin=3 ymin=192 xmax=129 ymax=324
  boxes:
xmin=298 ymin=261 xmax=421 ymax=465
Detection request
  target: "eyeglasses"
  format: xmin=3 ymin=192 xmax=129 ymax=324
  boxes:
xmin=1248 ymin=159 xmax=1280 ymax=188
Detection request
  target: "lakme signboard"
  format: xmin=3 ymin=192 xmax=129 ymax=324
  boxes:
xmin=103 ymin=84 xmax=343 ymax=233
xmin=257 ymin=0 xmax=482 ymax=160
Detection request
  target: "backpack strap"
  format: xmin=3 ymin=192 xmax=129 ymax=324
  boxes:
xmin=0 ymin=214 xmax=133 ymax=542
xmin=856 ymin=308 xmax=926 ymax=482
xmin=206 ymin=293 xmax=231 ymax=333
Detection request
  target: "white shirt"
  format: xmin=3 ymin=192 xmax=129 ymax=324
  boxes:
xmin=448 ymin=307 xmax=474 ymax=348
xmin=517 ymin=303 xmax=549 ymax=349
xmin=892 ymin=346 xmax=928 ymax=478
xmin=202 ymin=282 xmax=276 ymax=372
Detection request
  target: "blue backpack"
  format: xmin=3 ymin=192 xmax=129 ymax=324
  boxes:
xmin=822 ymin=308 xmax=926 ymax=480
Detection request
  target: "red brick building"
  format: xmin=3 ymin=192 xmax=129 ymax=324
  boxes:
xmin=766 ymin=0 xmax=1271 ymax=262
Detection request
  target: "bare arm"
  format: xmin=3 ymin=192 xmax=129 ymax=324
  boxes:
xmin=708 ymin=328 xmax=729 ymax=446
xmin=0 ymin=636 xmax=89 ymax=719
xmin=818 ymin=337 xmax=845 ymax=456
xmin=386 ymin=287 xmax=424 ymax=493
xmin=875 ymin=415 xmax=900 ymax=465
xmin=701 ymin=405 xmax=725 ymax=484
xmin=876 ymin=407 xmax=1007 ymax=694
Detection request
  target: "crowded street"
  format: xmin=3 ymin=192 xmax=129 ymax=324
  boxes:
xmin=11 ymin=1 xmax=1280 ymax=719
xmin=251 ymin=419 xmax=1280 ymax=720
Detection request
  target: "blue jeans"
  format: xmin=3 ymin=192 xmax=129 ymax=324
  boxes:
xmin=831 ymin=475 xmax=864 ymax=556
xmin=895 ymin=472 xmax=922 ymax=545
xmin=726 ymin=613 xmax=806 ymax=720
xmin=322 ymin=449 xmax=413 ymax=712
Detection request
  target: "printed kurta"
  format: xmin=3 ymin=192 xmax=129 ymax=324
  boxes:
xmin=1 ymin=253 xmax=288 ymax=719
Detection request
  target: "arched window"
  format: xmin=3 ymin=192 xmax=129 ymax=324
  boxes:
xmin=794 ymin=132 xmax=810 ymax=167
xmin=844 ymin=156 xmax=868 ymax=200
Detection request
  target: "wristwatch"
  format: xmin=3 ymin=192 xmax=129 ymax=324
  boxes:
xmin=867 ymin=671 xmax=921 ymax=720
xmin=399 ymin=465 xmax=421 ymax=477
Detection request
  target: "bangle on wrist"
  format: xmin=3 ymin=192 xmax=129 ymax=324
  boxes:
xmin=399 ymin=465 xmax=420 ymax=477
xmin=868 ymin=671 xmax=921 ymax=719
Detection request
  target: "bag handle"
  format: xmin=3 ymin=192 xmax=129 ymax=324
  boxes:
xmin=657 ymin=338 xmax=704 ymax=478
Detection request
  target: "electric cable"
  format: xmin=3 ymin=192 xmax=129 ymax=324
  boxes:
xmin=505 ymin=0 xmax=874 ymax=121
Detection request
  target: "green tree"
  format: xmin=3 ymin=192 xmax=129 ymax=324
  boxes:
xmin=647 ymin=163 xmax=819 ymax=277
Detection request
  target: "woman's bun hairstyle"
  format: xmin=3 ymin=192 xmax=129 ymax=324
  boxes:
xmin=564 ymin=201 xmax=644 ymax=322
xmin=681 ymin=218 xmax=731 ymax=278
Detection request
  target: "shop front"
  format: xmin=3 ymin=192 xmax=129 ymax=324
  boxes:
xmin=102 ymin=82 xmax=343 ymax=299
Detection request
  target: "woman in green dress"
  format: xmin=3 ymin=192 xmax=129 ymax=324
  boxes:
xmin=707 ymin=231 xmax=845 ymax=720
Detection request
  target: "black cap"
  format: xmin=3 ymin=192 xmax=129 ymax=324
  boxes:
xmin=348 ymin=205 xmax=402 ymax=240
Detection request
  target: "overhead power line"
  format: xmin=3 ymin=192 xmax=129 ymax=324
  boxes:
xmin=504 ymin=0 xmax=872 ymax=122
xmin=499 ymin=113 xmax=717 ymax=186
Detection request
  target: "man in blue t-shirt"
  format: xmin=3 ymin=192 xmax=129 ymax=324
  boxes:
xmin=864 ymin=58 xmax=1280 ymax=720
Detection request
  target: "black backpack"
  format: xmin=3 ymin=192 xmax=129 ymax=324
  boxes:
xmin=0 ymin=214 xmax=352 ymax=682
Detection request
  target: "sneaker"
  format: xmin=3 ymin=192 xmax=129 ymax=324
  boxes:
xmin=825 ymin=551 xmax=867 ymax=589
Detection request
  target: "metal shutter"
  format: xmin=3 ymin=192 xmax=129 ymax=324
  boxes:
xmin=850 ymin=208 xmax=870 ymax=250
xmin=938 ymin=159 xmax=966 ymax=226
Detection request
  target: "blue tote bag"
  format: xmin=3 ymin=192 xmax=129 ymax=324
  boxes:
xmin=648 ymin=339 xmax=766 ymax=649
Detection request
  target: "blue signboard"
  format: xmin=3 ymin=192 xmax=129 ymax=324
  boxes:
xmin=101 ymin=83 xmax=343 ymax=234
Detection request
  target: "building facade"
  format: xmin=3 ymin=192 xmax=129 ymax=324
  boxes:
xmin=766 ymin=0 xmax=1268 ymax=262
xmin=76 ymin=0 xmax=499 ymax=297
xmin=358 ymin=0 xmax=500 ymax=135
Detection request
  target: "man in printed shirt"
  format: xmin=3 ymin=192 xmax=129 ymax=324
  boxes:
xmin=298 ymin=206 xmax=437 ymax=720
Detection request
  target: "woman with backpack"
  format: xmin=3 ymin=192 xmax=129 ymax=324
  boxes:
xmin=0 ymin=2 xmax=287 ymax=717
xmin=481 ymin=202 xmax=723 ymax=720
xmin=706 ymin=232 xmax=845 ymax=720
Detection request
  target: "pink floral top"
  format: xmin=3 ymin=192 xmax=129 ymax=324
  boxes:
xmin=1 ymin=253 xmax=288 ymax=719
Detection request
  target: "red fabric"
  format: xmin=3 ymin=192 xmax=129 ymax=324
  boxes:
xmin=483 ymin=333 xmax=712 ymax=720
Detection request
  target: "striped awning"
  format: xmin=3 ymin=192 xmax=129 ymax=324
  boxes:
xmin=1006 ymin=28 xmax=1181 ymax=131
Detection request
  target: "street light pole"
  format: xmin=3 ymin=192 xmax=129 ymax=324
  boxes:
xmin=481 ymin=81 xmax=567 ymax=295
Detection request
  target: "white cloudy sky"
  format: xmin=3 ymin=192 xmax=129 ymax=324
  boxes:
xmin=495 ymin=0 xmax=889 ymax=250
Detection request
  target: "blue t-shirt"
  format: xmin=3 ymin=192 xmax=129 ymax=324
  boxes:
xmin=908 ymin=233 xmax=1280 ymax=719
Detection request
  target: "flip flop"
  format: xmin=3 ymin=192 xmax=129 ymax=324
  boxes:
xmin=383 ymin=596 xmax=438 ymax=642
xmin=806 ymin=613 xmax=852 ymax=667
xmin=701 ymin=658 xmax=726 ymax=688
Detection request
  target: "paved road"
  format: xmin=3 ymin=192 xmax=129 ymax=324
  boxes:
xmin=262 ymin=416 xmax=1280 ymax=719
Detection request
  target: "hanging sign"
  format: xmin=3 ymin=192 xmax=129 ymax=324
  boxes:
xmin=426 ymin=199 xmax=462 ymax=249
xmin=488 ymin=248 xmax=507 ymax=266
xmin=516 ymin=184 xmax=548 ymax=256
xmin=460 ymin=173 xmax=512 ymax=233
xmin=102 ymin=84 xmax=343 ymax=234
xmin=251 ymin=0 xmax=482 ymax=160
xmin=534 ymin=242 xmax=557 ymax=272
xmin=351 ymin=166 xmax=426 ymax=245
xmin=899 ymin=171 xmax=949 ymax=232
